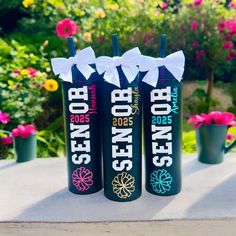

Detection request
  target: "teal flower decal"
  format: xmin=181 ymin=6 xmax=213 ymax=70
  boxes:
xmin=150 ymin=169 xmax=172 ymax=194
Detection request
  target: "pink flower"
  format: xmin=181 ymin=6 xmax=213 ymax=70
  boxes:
xmin=227 ymin=133 xmax=235 ymax=141
xmin=188 ymin=111 xmax=236 ymax=128
xmin=187 ymin=115 xmax=205 ymax=128
xmin=218 ymin=22 xmax=225 ymax=32
xmin=200 ymin=113 xmax=212 ymax=125
xmin=56 ymin=18 xmax=77 ymax=38
xmin=225 ymin=33 xmax=234 ymax=40
xmin=194 ymin=0 xmax=203 ymax=7
xmin=97 ymin=35 xmax=104 ymax=43
xmin=13 ymin=84 xmax=19 ymax=90
xmin=143 ymin=33 xmax=155 ymax=44
xmin=192 ymin=41 xmax=199 ymax=47
xmin=209 ymin=111 xmax=235 ymax=125
xmin=225 ymin=55 xmax=232 ymax=61
xmin=1 ymin=136 xmax=13 ymax=145
xmin=27 ymin=67 xmax=38 ymax=77
xmin=219 ymin=20 xmax=236 ymax=35
xmin=161 ymin=2 xmax=168 ymax=9
xmin=223 ymin=41 xmax=234 ymax=49
xmin=195 ymin=50 xmax=206 ymax=64
xmin=0 ymin=111 xmax=10 ymax=124
xmin=229 ymin=1 xmax=236 ymax=8
xmin=72 ymin=167 xmax=93 ymax=191
xmin=13 ymin=69 xmax=21 ymax=75
xmin=229 ymin=50 xmax=236 ymax=57
xmin=11 ymin=124 xmax=37 ymax=139
xmin=191 ymin=21 xmax=199 ymax=32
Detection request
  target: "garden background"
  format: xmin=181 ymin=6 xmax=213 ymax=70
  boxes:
xmin=0 ymin=0 xmax=236 ymax=159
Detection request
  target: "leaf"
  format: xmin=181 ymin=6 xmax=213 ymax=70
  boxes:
xmin=36 ymin=135 xmax=48 ymax=145
xmin=192 ymin=88 xmax=207 ymax=99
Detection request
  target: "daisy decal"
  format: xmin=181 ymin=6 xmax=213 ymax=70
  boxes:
xmin=72 ymin=167 xmax=93 ymax=191
xmin=150 ymin=169 xmax=172 ymax=194
xmin=112 ymin=172 xmax=135 ymax=199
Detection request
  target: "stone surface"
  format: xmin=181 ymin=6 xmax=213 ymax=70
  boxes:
xmin=1 ymin=220 xmax=236 ymax=236
xmin=0 ymin=154 xmax=236 ymax=222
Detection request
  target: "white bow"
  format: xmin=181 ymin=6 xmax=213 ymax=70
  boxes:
xmin=96 ymin=47 xmax=141 ymax=88
xmin=51 ymin=47 xmax=96 ymax=83
xmin=139 ymin=50 xmax=185 ymax=87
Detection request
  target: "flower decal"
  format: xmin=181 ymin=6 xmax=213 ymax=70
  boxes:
xmin=72 ymin=167 xmax=93 ymax=191
xmin=150 ymin=169 xmax=172 ymax=194
xmin=112 ymin=172 xmax=135 ymax=199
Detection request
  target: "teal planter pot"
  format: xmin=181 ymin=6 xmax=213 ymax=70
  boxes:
xmin=196 ymin=125 xmax=236 ymax=164
xmin=14 ymin=134 xmax=37 ymax=163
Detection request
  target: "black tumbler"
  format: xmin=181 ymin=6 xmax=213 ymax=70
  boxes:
xmin=142 ymin=66 xmax=182 ymax=196
xmin=101 ymin=67 xmax=142 ymax=202
xmin=62 ymin=66 xmax=103 ymax=194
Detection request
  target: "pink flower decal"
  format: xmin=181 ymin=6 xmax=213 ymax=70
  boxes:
xmin=72 ymin=167 xmax=93 ymax=191
xmin=56 ymin=18 xmax=78 ymax=38
xmin=188 ymin=111 xmax=236 ymax=128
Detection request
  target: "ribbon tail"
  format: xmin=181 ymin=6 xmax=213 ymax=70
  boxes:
xmin=142 ymin=69 xmax=159 ymax=87
xmin=76 ymin=64 xmax=95 ymax=80
xmin=51 ymin=58 xmax=69 ymax=76
xmin=95 ymin=56 xmax=113 ymax=75
xmin=165 ymin=65 xmax=184 ymax=82
xmin=104 ymin=67 xmax=120 ymax=88
xmin=122 ymin=66 xmax=139 ymax=84
xmin=59 ymin=71 xmax=73 ymax=83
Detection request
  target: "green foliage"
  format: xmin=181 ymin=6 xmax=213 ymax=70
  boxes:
xmin=0 ymin=38 xmax=63 ymax=159
xmin=184 ymin=81 xmax=220 ymax=115
xmin=0 ymin=0 xmax=22 ymax=16
xmin=182 ymin=130 xmax=197 ymax=154
xmin=0 ymin=39 xmax=50 ymax=126
xmin=1 ymin=0 xmax=236 ymax=159
xmin=37 ymin=116 xmax=65 ymax=157
xmin=227 ymin=82 xmax=236 ymax=113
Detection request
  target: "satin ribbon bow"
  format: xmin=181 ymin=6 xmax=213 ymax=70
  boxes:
xmin=96 ymin=47 xmax=141 ymax=88
xmin=139 ymin=50 xmax=185 ymax=87
xmin=51 ymin=47 xmax=96 ymax=83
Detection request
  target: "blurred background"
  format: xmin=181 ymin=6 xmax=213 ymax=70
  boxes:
xmin=0 ymin=0 xmax=236 ymax=158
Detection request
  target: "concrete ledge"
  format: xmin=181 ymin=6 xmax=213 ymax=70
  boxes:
xmin=1 ymin=220 xmax=236 ymax=236
xmin=1 ymin=154 xmax=236 ymax=222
